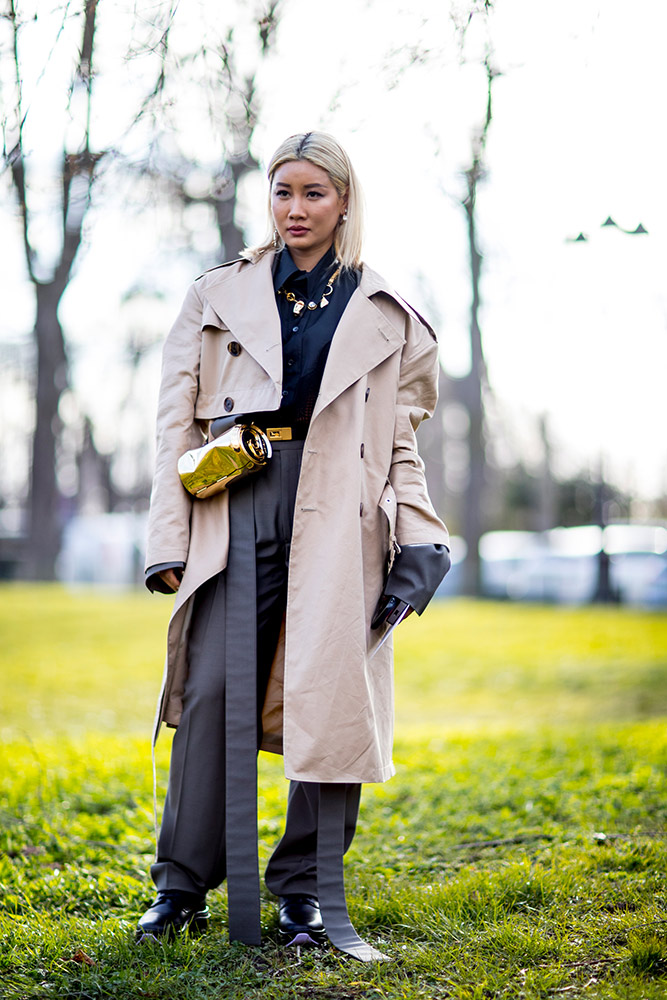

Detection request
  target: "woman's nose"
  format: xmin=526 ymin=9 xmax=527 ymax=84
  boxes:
xmin=289 ymin=197 xmax=306 ymax=218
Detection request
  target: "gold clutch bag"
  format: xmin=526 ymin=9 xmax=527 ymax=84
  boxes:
xmin=178 ymin=423 xmax=272 ymax=499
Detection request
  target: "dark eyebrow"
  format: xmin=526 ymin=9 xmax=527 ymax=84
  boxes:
xmin=273 ymin=182 xmax=328 ymax=190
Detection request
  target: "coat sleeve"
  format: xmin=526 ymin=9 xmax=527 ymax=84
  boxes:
xmin=144 ymin=281 xmax=205 ymax=572
xmin=389 ymin=315 xmax=450 ymax=547
xmin=382 ymin=543 xmax=451 ymax=614
xmin=145 ymin=561 xmax=185 ymax=593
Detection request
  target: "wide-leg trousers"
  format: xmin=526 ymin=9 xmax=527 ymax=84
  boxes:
xmin=151 ymin=439 xmax=361 ymax=900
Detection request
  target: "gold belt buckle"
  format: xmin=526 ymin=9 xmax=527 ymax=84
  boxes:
xmin=266 ymin=426 xmax=292 ymax=441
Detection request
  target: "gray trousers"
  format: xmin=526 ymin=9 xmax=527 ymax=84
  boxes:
xmin=152 ymin=440 xmax=361 ymax=899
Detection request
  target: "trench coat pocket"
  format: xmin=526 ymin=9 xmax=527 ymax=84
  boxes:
xmin=196 ymin=299 xmax=278 ymax=418
xmin=378 ymin=478 xmax=400 ymax=572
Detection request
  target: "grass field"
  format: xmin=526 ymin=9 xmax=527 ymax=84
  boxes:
xmin=1 ymin=585 xmax=666 ymax=999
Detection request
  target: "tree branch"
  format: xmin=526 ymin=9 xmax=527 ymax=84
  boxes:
xmin=54 ymin=0 xmax=102 ymax=294
xmin=258 ymin=0 xmax=283 ymax=55
xmin=126 ymin=1 xmax=181 ymax=130
xmin=79 ymin=0 xmax=97 ymax=148
xmin=6 ymin=0 xmax=36 ymax=281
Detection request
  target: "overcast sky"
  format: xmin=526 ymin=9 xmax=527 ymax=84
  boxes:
xmin=2 ymin=0 xmax=665 ymax=501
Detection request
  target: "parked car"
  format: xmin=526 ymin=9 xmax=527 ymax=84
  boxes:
xmin=57 ymin=511 xmax=148 ymax=587
xmin=478 ymin=524 xmax=667 ymax=606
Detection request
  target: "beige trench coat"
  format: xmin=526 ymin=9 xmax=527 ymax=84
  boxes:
xmin=146 ymin=250 xmax=449 ymax=784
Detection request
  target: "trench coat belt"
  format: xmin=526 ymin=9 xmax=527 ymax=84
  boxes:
xmin=317 ymin=786 xmax=390 ymax=961
xmin=222 ymin=474 xmax=389 ymax=960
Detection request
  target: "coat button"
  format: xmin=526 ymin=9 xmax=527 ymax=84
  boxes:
xmin=224 ymin=397 xmax=234 ymax=412
xmin=360 ymin=443 xmax=365 ymax=458
xmin=359 ymin=502 xmax=364 ymax=516
xmin=227 ymin=341 xmax=241 ymax=356
xmin=365 ymin=387 xmax=371 ymax=401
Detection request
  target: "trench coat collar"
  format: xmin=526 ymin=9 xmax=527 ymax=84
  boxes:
xmin=201 ymin=252 xmax=409 ymax=417
xmin=201 ymin=251 xmax=283 ymax=384
xmin=311 ymin=263 xmax=407 ymax=421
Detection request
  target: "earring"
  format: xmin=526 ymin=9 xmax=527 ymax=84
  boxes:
xmin=341 ymin=211 xmax=348 ymax=223
xmin=272 ymin=228 xmax=280 ymax=247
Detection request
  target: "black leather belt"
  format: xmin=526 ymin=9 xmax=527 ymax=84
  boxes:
xmin=258 ymin=424 xmax=308 ymax=442
xmin=209 ymin=416 xmax=309 ymax=443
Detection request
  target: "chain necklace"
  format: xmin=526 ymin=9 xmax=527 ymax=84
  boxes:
xmin=278 ymin=264 xmax=342 ymax=316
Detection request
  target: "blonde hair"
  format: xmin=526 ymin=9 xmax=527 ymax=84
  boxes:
xmin=242 ymin=132 xmax=364 ymax=269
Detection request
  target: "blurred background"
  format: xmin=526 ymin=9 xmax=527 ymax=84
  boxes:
xmin=1 ymin=0 xmax=665 ymax=605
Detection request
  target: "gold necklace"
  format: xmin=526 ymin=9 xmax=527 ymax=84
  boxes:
xmin=279 ymin=265 xmax=342 ymax=316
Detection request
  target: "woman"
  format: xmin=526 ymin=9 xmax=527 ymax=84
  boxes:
xmin=137 ymin=132 xmax=450 ymax=961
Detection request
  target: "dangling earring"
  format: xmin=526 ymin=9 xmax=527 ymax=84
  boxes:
xmin=341 ymin=211 xmax=348 ymax=223
xmin=272 ymin=228 xmax=280 ymax=247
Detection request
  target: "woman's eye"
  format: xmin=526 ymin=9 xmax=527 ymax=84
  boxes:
xmin=307 ymin=191 xmax=323 ymax=198
xmin=274 ymin=190 xmax=289 ymax=198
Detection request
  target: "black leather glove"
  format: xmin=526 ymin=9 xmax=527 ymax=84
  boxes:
xmin=384 ymin=543 xmax=450 ymax=614
xmin=372 ymin=543 xmax=451 ymax=627
xmin=371 ymin=594 xmax=413 ymax=630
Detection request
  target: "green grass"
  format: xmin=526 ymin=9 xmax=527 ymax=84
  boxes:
xmin=1 ymin=584 xmax=666 ymax=999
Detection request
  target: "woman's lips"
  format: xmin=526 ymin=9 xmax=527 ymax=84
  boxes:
xmin=288 ymin=227 xmax=308 ymax=235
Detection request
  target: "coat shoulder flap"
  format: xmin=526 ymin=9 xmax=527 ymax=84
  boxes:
xmin=392 ymin=293 xmax=437 ymax=340
xmin=195 ymin=258 xmax=246 ymax=282
xmin=360 ymin=264 xmax=437 ymax=341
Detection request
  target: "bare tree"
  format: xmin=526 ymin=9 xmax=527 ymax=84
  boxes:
xmin=459 ymin=55 xmax=497 ymax=595
xmin=98 ymin=3 xmax=284 ymax=512
xmin=131 ymin=2 xmax=282 ymax=260
xmin=3 ymin=0 xmax=102 ymax=579
xmin=374 ymin=2 xmax=498 ymax=588
xmin=1 ymin=0 xmax=284 ymax=577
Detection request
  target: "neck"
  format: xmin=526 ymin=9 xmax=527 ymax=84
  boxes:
xmin=288 ymin=241 xmax=335 ymax=272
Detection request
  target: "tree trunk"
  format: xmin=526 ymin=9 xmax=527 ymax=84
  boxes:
xmin=8 ymin=0 xmax=100 ymax=579
xmin=460 ymin=187 xmax=486 ymax=596
xmin=24 ymin=283 xmax=68 ymax=580
xmin=459 ymin=57 xmax=495 ymax=596
xmin=213 ymin=156 xmax=259 ymax=260
xmin=215 ymin=194 xmax=245 ymax=261
xmin=537 ymin=415 xmax=557 ymax=531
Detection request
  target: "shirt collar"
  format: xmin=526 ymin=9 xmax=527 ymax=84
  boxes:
xmin=273 ymin=245 xmax=338 ymax=297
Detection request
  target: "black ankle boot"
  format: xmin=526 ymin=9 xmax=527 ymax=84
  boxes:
xmin=278 ymin=893 xmax=326 ymax=945
xmin=136 ymin=889 xmax=209 ymax=941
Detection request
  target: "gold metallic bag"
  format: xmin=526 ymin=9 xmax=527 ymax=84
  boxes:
xmin=178 ymin=424 xmax=272 ymax=499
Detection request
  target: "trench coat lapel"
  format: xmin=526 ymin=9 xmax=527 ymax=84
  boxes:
xmin=203 ymin=252 xmax=283 ymax=384
xmin=312 ymin=272 xmax=405 ymax=422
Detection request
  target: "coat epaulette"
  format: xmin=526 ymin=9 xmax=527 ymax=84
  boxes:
xmin=393 ymin=293 xmax=435 ymax=335
xmin=195 ymin=258 xmax=245 ymax=281
xmin=375 ymin=287 xmax=436 ymax=339
xmin=360 ymin=264 xmax=436 ymax=337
